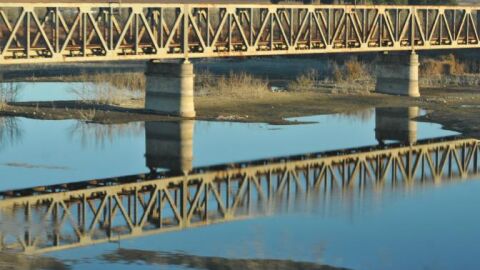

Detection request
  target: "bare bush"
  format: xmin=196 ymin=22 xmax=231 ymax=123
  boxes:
xmin=329 ymin=58 xmax=372 ymax=83
xmin=419 ymin=54 xmax=480 ymax=87
xmin=421 ymin=54 xmax=465 ymax=76
xmin=287 ymin=58 xmax=373 ymax=94
xmin=0 ymin=83 xmax=21 ymax=109
xmin=331 ymin=58 xmax=378 ymax=94
xmin=69 ymin=121 xmax=144 ymax=149
xmin=287 ymin=69 xmax=320 ymax=92
xmin=344 ymin=59 xmax=370 ymax=81
xmin=196 ymin=71 xmax=269 ymax=98
xmin=0 ymin=117 xmax=22 ymax=150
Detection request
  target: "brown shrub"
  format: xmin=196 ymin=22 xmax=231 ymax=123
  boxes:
xmin=344 ymin=59 xmax=367 ymax=81
xmin=287 ymin=69 xmax=319 ymax=92
xmin=328 ymin=58 xmax=371 ymax=83
xmin=196 ymin=71 xmax=269 ymax=98
xmin=287 ymin=58 xmax=373 ymax=94
xmin=422 ymin=60 xmax=443 ymax=76
xmin=421 ymin=54 xmax=465 ymax=76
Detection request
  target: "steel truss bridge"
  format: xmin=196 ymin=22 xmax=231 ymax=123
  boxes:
xmin=0 ymin=136 xmax=478 ymax=254
xmin=0 ymin=3 xmax=479 ymax=64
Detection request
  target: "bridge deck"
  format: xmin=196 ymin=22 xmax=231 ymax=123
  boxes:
xmin=0 ymin=3 xmax=478 ymax=64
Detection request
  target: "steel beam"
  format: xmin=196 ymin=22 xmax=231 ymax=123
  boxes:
xmin=0 ymin=4 xmax=478 ymax=64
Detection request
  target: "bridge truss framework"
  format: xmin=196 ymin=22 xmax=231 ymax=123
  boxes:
xmin=0 ymin=3 xmax=479 ymax=64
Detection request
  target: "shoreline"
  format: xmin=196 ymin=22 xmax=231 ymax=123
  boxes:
xmin=2 ymin=87 xmax=480 ymax=137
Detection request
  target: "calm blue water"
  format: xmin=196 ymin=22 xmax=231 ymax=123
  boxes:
xmin=42 ymin=179 xmax=480 ymax=270
xmin=7 ymin=81 xmax=141 ymax=102
xmin=0 ymin=82 xmax=475 ymax=270
xmin=13 ymin=82 xmax=83 ymax=101
xmin=0 ymin=109 xmax=456 ymax=190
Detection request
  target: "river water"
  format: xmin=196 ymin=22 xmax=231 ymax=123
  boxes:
xmin=0 ymin=82 xmax=479 ymax=270
xmin=0 ymin=108 xmax=456 ymax=190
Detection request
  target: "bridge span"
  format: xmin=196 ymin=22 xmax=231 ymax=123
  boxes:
xmin=0 ymin=3 xmax=479 ymax=115
xmin=0 ymin=3 xmax=478 ymax=62
xmin=0 ymin=134 xmax=478 ymax=254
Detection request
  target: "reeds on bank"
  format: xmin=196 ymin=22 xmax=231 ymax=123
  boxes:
xmin=70 ymin=72 xmax=145 ymax=105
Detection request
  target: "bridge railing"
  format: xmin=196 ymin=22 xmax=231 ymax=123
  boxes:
xmin=0 ymin=3 xmax=478 ymax=63
xmin=0 ymin=136 xmax=478 ymax=253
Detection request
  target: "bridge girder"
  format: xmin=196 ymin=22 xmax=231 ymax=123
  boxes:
xmin=0 ymin=4 xmax=478 ymax=64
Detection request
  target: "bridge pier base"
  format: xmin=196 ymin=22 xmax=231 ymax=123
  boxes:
xmin=375 ymin=52 xmax=420 ymax=97
xmin=145 ymin=60 xmax=196 ymax=117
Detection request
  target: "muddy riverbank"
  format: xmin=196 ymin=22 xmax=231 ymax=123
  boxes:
xmin=1 ymin=86 xmax=480 ymax=137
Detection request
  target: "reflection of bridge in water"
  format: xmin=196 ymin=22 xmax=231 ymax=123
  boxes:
xmin=0 ymin=130 xmax=478 ymax=254
xmin=145 ymin=107 xmax=422 ymax=174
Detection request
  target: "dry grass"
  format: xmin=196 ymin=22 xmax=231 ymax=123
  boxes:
xmin=287 ymin=69 xmax=320 ymax=92
xmin=196 ymin=71 xmax=270 ymax=98
xmin=286 ymin=55 xmax=478 ymax=94
xmin=332 ymin=62 xmax=343 ymax=82
xmin=71 ymin=72 xmax=145 ymax=105
xmin=107 ymin=72 xmax=145 ymax=92
xmin=421 ymin=73 xmax=480 ymax=87
xmin=195 ymin=70 xmax=218 ymax=96
xmin=287 ymin=58 xmax=373 ymax=94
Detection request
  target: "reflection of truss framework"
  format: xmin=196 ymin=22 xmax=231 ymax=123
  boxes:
xmin=0 ymin=137 xmax=478 ymax=253
xmin=0 ymin=4 xmax=479 ymax=64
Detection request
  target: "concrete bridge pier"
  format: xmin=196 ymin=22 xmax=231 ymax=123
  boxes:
xmin=145 ymin=120 xmax=194 ymax=174
xmin=375 ymin=107 xmax=419 ymax=145
xmin=145 ymin=60 xmax=196 ymax=117
xmin=375 ymin=52 xmax=420 ymax=97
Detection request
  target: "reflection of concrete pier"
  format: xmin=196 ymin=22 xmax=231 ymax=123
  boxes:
xmin=375 ymin=107 xmax=419 ymax=145
xmin=145 ymin=120 xmax=194 ymax=174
